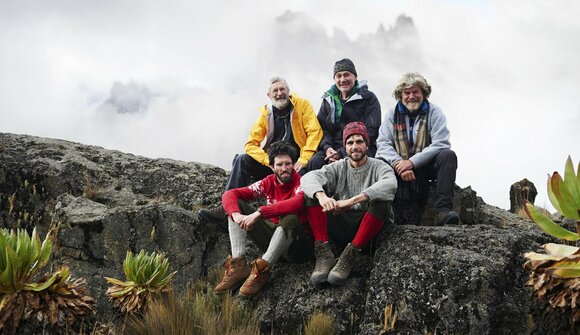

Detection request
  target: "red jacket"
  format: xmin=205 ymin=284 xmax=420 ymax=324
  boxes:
xmin=222 ymin=171 xmax=307 ymax=225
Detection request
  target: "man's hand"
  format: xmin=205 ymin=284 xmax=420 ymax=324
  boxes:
xmin=233 ymin=211 xmax=261 ymax=231
xmin=400 ymin=170 xmax=416 ymax=182
xmin=334 ymin=198 xmax=355 ymax=213
xmin=316 ymin=191 xmax=338 ymax=213
xmin=393 ymin=159 xmax=414 ymax=175
xmin=325 ymin=147 xmax=340 ymax=163
xmin=294 ymin=161 xmax=304 ymax=173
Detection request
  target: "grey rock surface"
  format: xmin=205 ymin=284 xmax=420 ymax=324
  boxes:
xmin=0 ymin=132 xmax=563 ymax=334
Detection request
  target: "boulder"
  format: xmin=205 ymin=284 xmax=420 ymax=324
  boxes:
xmin=0 ymin=132 xmax=563 ymax=333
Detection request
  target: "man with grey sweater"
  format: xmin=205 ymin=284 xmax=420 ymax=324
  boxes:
xmin=376 ymin=73 xmax=458 ymax=226
xmin=301 ymin=122 xmax=397 ymax=286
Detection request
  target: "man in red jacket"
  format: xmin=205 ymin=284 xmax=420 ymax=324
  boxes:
xmin=214 ymin=141 xmax=313 ymax=296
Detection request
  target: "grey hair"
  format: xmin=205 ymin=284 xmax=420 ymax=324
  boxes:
xmin=269 ymin=76 xmax=290 ymax=91
xmin=392 ymin=72 xmax=432 ymax=100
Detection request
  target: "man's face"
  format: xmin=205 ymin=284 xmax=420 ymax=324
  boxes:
xmin=267 ymin=81 xmax=290 ymax=109
xmin=334 ymin=71 xmax=356 ymax=97
xmin=345 ymin=134 xmax=368 ymax=162
xmin=401 ymin=85 xmax=424 ymax=112
xmin=271 ymin=154 xmax=294 ymax=183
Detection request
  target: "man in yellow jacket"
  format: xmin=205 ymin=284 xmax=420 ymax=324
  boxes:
xmin=199 ymin=76 xmax=323 ymax=222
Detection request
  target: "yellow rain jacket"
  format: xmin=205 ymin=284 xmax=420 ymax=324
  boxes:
xmin=244 ymin=93 xmax=322 ymax=167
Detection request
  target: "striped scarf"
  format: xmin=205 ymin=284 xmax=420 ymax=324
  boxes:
xmin=393 ymin=100 xmax=430 ymax=159
xmin=393 ymin=100 xmax=431 ymax=202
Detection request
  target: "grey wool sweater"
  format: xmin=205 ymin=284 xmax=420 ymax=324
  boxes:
xmin=301 ymin=157 xmax=397 ymax=209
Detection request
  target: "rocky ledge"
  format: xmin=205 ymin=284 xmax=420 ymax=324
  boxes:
xmin=0 ymin=133 xmax=566 ymax=334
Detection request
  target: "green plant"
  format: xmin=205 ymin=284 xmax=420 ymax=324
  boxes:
xmin=0 ymin=227 xmax=94 ymax=333
xmin=524 ymin=156 xmax=580 ymax=322
xmin=105 ymin=250 xmax=177 ymax=313
xmin=304 ymin=310 xmax=335 ymax=335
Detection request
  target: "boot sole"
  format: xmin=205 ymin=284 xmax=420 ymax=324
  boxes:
xmin=441 ymin=215 xmax=460 ymax=225
xmin=213 ymin=279 xmax=246 ymax=295
xmin=310 ymin=273 xmax=329 ymax=285
xmin=327 ymin=273 xmax=347 ymax=286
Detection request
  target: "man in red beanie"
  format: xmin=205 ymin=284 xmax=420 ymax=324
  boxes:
xmin=300 ymin=122 xmax=397 ymax=286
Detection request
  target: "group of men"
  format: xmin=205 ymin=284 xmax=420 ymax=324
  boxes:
xmin=199 ymin=58 xmax=459 ymax=296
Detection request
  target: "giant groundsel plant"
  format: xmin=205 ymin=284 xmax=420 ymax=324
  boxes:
xmin=524 ymin=156 xmax=580 ymax=322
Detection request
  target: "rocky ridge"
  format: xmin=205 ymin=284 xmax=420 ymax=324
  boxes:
xmin=0 ymin=133 xmax=563 ymax=334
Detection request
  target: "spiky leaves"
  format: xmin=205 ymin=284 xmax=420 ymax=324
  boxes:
xmin=0 ymin=228 xmax=54 ymax=295
xmin=525 ymin=156 xmax=580 ymax=239
xmin=524 ymin=243 xmax=580 ymax=321
xmin=105 ymin=250 xmax=177 ymax=313
xmin=524 ymin=156 xmax=580 ymax=323
xmin=0 ymin=228 xmax=94 ymax=333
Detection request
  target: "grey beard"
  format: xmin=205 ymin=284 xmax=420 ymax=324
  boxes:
xmin=272 ymin=98 xmax=290 ymax=110
xmin=403 ymin=101 xmax=421 ymax=112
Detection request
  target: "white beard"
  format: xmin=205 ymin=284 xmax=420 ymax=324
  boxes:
xmin=272 ymin=98 xmax=290 ymax=110
xmin=403 ymin=101 xmax=421 ymax=112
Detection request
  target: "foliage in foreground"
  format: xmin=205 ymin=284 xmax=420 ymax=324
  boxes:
xmin=304 ymin=310 xmax=335 ymax=335
xmin=105 ymin=250 xmax=177 ymax=313
xmin=123 ymin=278 xmax=260 ymax=335
xmin=0 ymin=227 xmax=94 ymax=334
xmin=524 ymin=156 xmax=580 ymax=322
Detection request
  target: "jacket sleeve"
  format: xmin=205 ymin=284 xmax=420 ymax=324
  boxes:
xmin=409 ymin=104 xmax=451 ymax=169
xmin=375 ymin=108 xmax=403 ymax=165
xmin=259 ymin=191 xmax=306 ymax=220
xmin=361 ymin=161 xmax=397 ymax=202
xmin=222 ymin=180 xmax=263 ymax=215
xmin=297 ymin=100 xmax=323 ymax=165
xmin=317 ymin=99 xmax=334 ymax=152
xmin=364 ymin=92 xmax=382 ymax=157
xmin=244 ymin=110 xmax=270 ymax=166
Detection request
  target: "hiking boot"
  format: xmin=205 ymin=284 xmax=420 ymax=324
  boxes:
xmin=213 ymin=256 xmax=251 ymax=294
xmin=239 ymin=258 xmax=271 ymax=297
xmin=327 ymin=243 xmax=361 ymax=286
xmin=198 ymin=206 xmax=226 ymax=222
xmin=310 ymin=241 xmax=336 ymax=285
xmin=434 ymin=211 xmax=460 ymax=225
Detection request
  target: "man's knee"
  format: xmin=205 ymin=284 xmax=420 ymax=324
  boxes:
xmin=306 ymin=151 xmax=326 ymax=172
xmin=236 ymin=199 xmax=253 ymax=215
xmin=304 ymin=194 xmax=320 ymax=207
xmin=367 ymin=200 xmax=392 ymax=222
xmin=437 ymin=149 xmax=457 ymax=166
xmin=278 ymin=214 xmax=301 ymax=231
xmin=232 ymin=153 xmax=256 ymax=168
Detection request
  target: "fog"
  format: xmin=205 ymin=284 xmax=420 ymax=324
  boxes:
xmin=1 ymin=0 xmax=579 ymax=211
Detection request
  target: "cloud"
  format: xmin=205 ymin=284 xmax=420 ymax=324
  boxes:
xmin=0 ymin=0 xmax=579 ymax=211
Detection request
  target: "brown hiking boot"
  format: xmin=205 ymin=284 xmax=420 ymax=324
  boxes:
xmin=327 ymin=243 xmax=361 ymax=286
xmin=213 ymin=256 xmax=251 ymax=294
xmin=239 ymin=258 xmax=271 ymax=297
xmin=310 ymin=241 xmax=336 ymax=285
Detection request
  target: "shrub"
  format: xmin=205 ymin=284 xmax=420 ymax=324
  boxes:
xmin=0 ymin=227 xmax=94 ymax=333
xmin=105 ymin=250 xmax=177 ymax=313
xmin=524 ymin=156 xmax=580 ymax=322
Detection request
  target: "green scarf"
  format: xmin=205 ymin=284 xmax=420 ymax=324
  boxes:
xmin=325 ymin=81 xmax=359 ymax=122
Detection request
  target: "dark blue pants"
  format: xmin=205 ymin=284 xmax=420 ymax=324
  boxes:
xmin=395 ymin=149 xmax=457 ymax=212
xmin=225 ymin=154 xmax=272 ymax=191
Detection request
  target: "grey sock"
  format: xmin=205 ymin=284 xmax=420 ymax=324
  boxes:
xmin=262 ymin=226 xmax=294 ymax=265
xmin=228 ymin=217 xmax=246 ymax=258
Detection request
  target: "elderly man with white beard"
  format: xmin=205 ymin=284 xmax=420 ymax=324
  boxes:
xmin=199 ymin=76 xmax=323 ymax=223
xmin=376 ymin=72 xmax=459 ymax=226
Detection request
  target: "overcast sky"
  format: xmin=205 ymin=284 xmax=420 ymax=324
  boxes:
xmin=1 ymin=0 xmax=579 ymax=211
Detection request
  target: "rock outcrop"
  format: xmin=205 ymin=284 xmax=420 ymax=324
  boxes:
xmin=0 ymin=133 xmax=561 ymax=333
